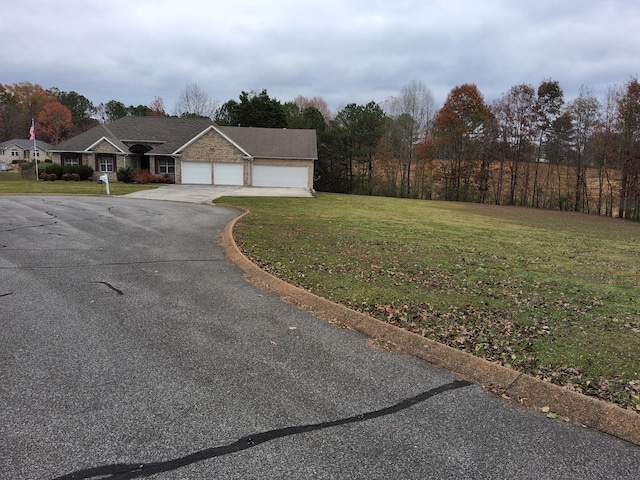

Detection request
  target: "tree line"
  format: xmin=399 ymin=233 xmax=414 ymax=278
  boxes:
xmin=315 ymin=78 xmax=640 ymax=221
xmin=2 ymin=78 xmax=640 ymax=219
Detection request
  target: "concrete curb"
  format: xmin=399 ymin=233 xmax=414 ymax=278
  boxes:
xmin=219 ymin=208 xmax=640 ymax=446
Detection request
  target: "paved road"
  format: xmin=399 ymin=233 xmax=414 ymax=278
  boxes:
xmin=1 ymin=196 xmax=638 ymax=479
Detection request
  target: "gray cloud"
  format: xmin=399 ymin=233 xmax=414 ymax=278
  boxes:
xmin=3 ymin=0 xmax=638 ymax=115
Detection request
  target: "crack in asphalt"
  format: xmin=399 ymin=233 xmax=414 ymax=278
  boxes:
xmin=2 ymin=221 xmax=58 ymax=232
xmin=52 ymin=380 xmax=472 ymax=480
xmin=0 ymin=259 xmax=226 ymax=270
xmin=92 ymin=281 xmax=124 ymax=295
xmin=2 ymin=212 xmax=57 ymax=233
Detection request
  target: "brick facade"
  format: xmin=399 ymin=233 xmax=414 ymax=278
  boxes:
xmin=48 ymin=118 xmax=317 ymax=188
xmin=177 ymin=129 xmax=246 ymax=184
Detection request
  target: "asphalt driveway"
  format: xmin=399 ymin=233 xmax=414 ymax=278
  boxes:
xmin=0 ymin=196 xmax=638 ymax=479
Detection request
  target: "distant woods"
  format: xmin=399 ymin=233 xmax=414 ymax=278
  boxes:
xmin=3 ymin=78 xmax=640 ymax=220
xmin=317 ymin=78 xmax=640 ymax=220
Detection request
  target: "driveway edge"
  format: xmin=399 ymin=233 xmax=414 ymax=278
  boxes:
xmin=219 ymin=209 xmax=640 ymax=446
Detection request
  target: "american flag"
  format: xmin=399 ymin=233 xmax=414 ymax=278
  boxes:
xmin=29 ymin=119 xmax=35 ymax=140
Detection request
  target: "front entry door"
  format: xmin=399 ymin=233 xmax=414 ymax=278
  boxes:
xmin=140 ymin=156 xmax=150 ymax=171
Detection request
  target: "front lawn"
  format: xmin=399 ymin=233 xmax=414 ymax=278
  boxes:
xmin=217 ymin=193 xmax=640 ymax=411
xmin=0 ymin=171 xmax=159 ymax=195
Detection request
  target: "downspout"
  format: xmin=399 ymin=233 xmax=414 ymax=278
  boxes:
xmin=172 ymin=155 xmax=179 ymax=183
xmin=244 ymin=155 xmax=253 ymax=186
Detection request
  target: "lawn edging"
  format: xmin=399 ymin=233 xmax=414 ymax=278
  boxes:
xmin=219 ymin=208 xmax=640 ymax=446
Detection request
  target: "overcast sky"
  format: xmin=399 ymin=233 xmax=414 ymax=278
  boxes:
xmin=3 ymin=0 xmax=639 ymax=116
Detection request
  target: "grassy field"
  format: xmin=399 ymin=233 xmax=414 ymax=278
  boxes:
xmin=217 ymin=193 xmax=640 ymax=411
xmin=0 ymin=171 xmax=159 ymax=195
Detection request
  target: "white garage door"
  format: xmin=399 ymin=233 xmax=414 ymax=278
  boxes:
xmin=252 ymin=165 xmax=309 ymax=188
xmin=214 ymin=162 xmax=244 ymax=185
xmin=182 ymin=162 xmax=212 ymax=184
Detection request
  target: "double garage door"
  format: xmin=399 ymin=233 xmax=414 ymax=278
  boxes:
xmin=181 ymin=162 xmax=243 ymax=185
xmin=181 ymin=162 xmax=309 ymax=188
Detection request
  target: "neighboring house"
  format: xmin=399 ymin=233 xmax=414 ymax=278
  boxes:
xmin=0 ymin=139 xmax=53 ymax=168
xmin=49 ymin=116 xmax=318 ymax=189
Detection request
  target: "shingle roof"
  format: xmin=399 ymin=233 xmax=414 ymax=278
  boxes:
xmin=220 ymin=126 xmax=318 ymax=159
xmin=0 ymin=139 xmax=53 ymax=150
xmin=51 ymin=117 xmax=213 ymax=155
xmin=48 ymin=124 xmax=115 ymax=152
xmin=50 ymin=117 xmax=318 ymax=159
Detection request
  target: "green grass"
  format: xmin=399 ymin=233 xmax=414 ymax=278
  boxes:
xmin=217 ymin=193 xmax=640 ymax=411
xmin=0 ymin=171 xmax=159 ymax=195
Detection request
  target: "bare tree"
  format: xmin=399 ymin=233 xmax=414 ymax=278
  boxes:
xmin=174 ymin=83 xmax=218 ymax=119
xmin=616 ymin=77 xmax=640 ymax=219
xmin=593 ymin=86 xmax=621 ymax=215
xmin=386 ymin=80 xmax=436 ymax=197
xmin=567 ymin=86 xmax=601 ymax=212
xmin=293 ymin=95 xmax=332 ymax=122
xmin=492 ymin=84 xmax=539 ymax=205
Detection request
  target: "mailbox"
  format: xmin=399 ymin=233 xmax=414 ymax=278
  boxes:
xmin=99 ymin=174 xmax=110 ymax=194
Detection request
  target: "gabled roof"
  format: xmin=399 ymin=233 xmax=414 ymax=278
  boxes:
xmin=49 ymin=116 xmax=318 ymax=159
xmin=220 ymin=126 xmax=318 ymax=159
xmin=50 ymin=117 xmax=213 ymax=155
xmin=0 ymin=139 xmax=53 ymax=150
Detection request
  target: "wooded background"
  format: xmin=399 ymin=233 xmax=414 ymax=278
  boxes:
xmin=2 ymin=78 xmax=639 ymax=220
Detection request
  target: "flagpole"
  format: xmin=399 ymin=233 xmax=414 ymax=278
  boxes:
xmin=30 ymin=119 xmax=39 ymax=181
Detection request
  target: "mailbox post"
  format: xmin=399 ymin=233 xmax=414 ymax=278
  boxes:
xmin=99 ymin=174 xmax=110 ymax=195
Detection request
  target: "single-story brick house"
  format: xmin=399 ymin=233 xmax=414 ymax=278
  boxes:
xmin=49 ymin=116 xmax=317 ymax=189
xmin=0 ymin=139 xmax=52 ymax=167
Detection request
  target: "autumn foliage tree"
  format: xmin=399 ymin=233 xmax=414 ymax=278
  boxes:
xmin=37 ymin=101 xmax=73 ymax=145
xmin=430 ymin=84 xmax=492 ymax=201
xmin=0 ymin=82 xmax=57 ymax=140
xmin=149 ymin=96 xmax=166 ymax=117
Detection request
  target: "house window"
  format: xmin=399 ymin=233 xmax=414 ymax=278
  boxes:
xmin=33 ymin=150 xmax=40 ymax=157
xmin=63 ymin=155 xmax=79 ymax=166
xmin=158 ymin=158 xmax=175 ymax=174
xmin=11 ymin=150 xmax=19 ymax=157
xmin=97 ymin=154 xmax=115 ymax=172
